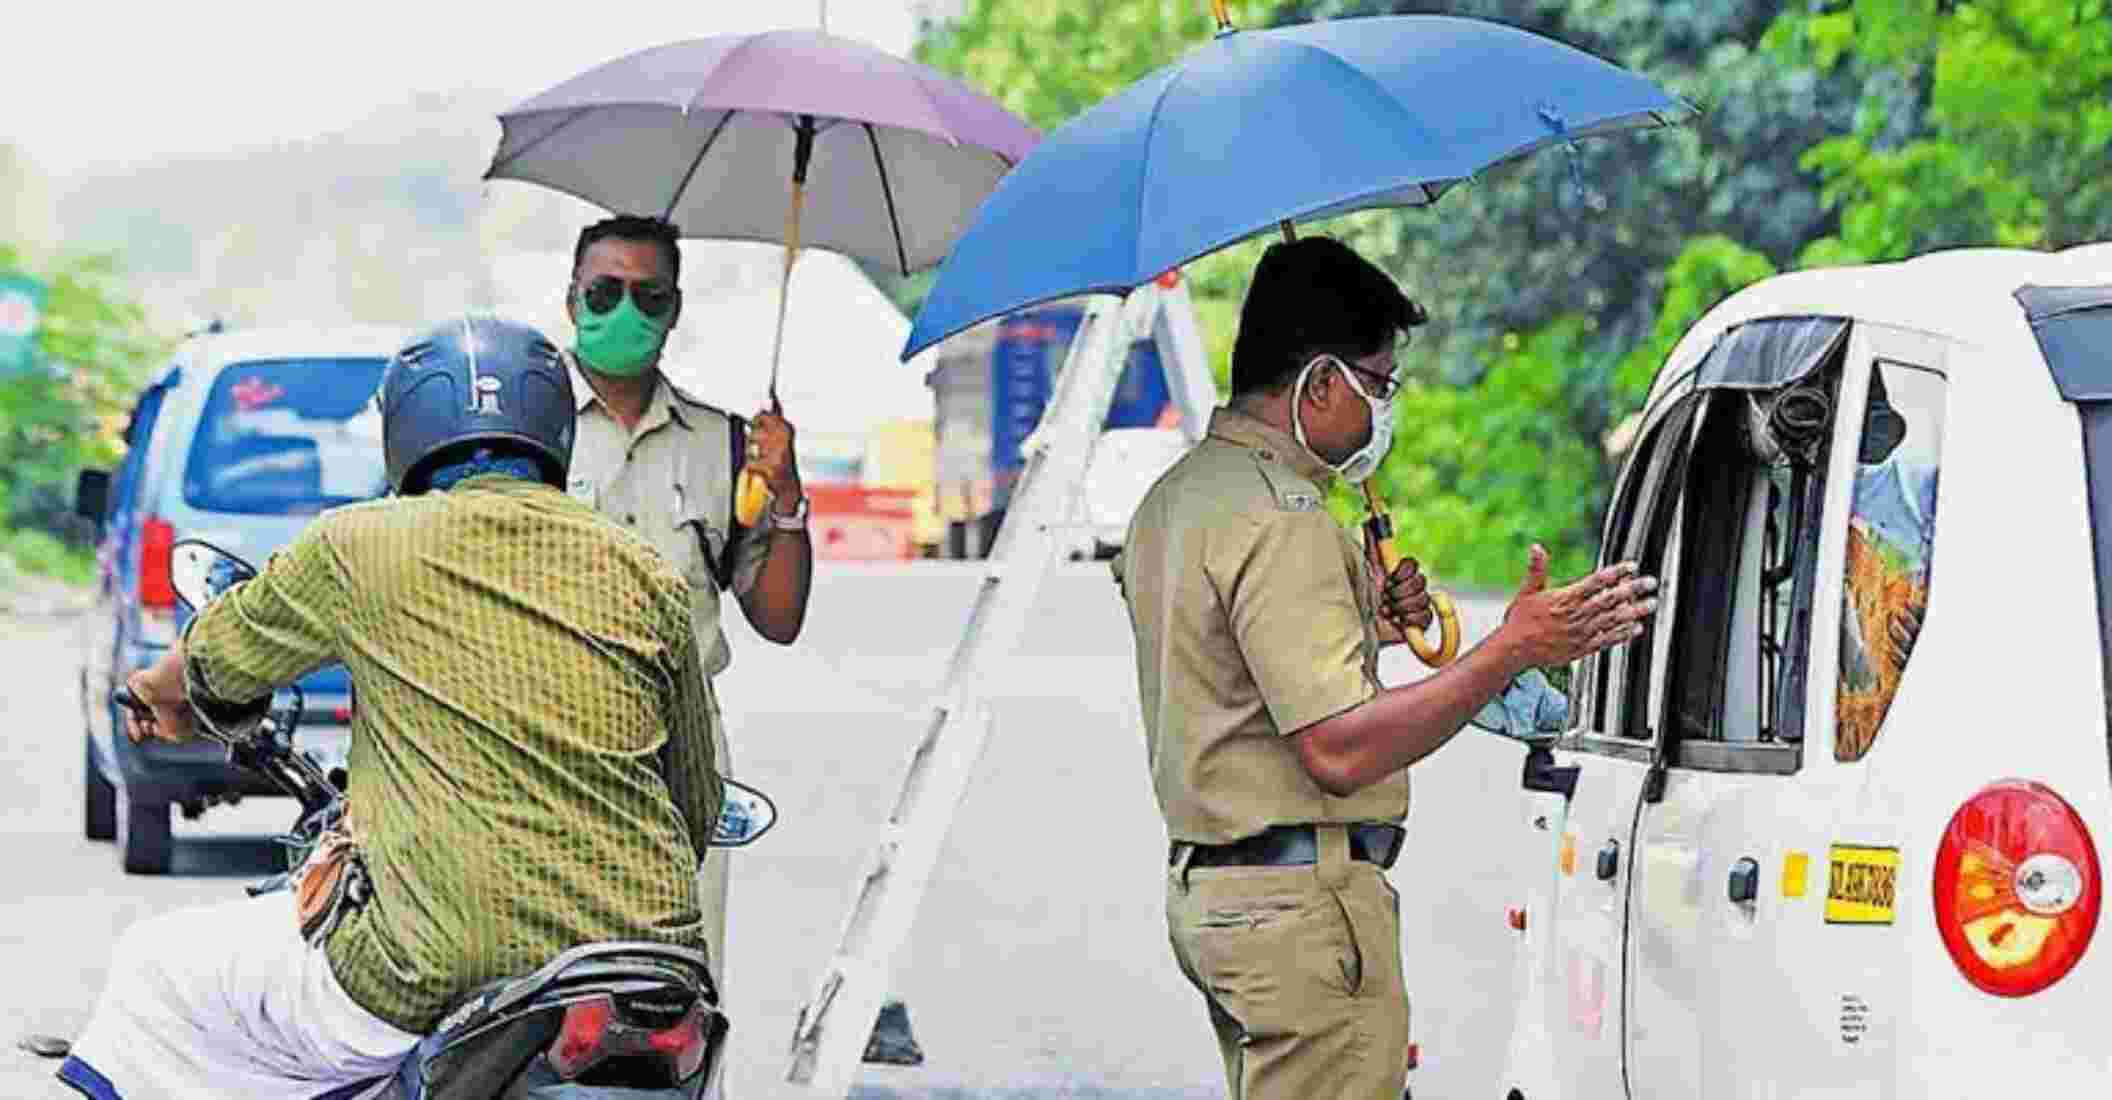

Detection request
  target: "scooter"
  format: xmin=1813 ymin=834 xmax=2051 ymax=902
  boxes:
xmin=110 ymin=537 xmax=778 ymax=1099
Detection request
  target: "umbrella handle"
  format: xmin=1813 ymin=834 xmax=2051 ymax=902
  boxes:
xmin=768 ymin=179 xmax=803 ymax=405
xmin=1362 ymin=479 xmax=1460 ymax=667
xmin=739 ymin=151 xmax=809 ymax=529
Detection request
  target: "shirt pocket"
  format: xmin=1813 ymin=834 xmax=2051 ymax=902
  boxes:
xmin=673 ymin=497 xmax=729 ymax=594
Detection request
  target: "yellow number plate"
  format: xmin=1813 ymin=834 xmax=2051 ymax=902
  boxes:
xmin=1825 ymin=845 xmax=1900 ymax=925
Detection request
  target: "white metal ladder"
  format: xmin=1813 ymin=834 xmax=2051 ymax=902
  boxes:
xmin=783 ymin=276 xmax=1220 ymax=1095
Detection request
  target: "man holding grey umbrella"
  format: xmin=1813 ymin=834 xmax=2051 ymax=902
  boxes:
xmin=558 ymin=213 xmax=925 ymax=1066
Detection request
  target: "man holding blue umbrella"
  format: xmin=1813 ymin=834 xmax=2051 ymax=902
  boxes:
xmin=1116 ymin=236 xmax=1658 ymax=1099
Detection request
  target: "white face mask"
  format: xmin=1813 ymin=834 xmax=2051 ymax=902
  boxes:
xmin=1290 ymin=355 xmax=1396 ymax=484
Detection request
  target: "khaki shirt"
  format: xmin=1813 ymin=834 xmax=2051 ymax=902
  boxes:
xmin=564 ymin=356 xmax=772 ymax=679
xmin=1112 ymin=407 xmax=1407 ymax=845
xmin=184 ymin=476 xmax=722 ymax=1034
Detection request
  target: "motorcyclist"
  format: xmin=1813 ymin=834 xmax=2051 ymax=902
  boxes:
xmin=58 ymin=316 xmax=725 ymax=1099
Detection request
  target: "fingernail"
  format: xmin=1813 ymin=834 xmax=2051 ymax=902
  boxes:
xmin=1640 ymin=577 xmax=1659 ymax=592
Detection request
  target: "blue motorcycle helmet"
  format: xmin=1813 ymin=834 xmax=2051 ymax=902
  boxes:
xmin=377 ymin=315 xmax=576 ymax=495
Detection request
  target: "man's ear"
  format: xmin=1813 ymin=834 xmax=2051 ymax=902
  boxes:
xmin=563 ymin=282 xmax=577 ymax=326
xmin=1300 ymin=355 xmax=1341 ymax=409
xmin=667 ymin=288 xmax=682 ymax=330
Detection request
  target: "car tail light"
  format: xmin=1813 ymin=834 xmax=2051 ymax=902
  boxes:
xmin=139 ymin=516 xmax=176 ymax=609
xmin=546 ymin=994 xmax=716 ymax=1084
xmin=1933 ymin=779 xmax=2102 ymax=997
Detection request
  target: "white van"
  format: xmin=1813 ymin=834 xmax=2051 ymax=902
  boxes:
xmin=1495 ymin=241 xmax=2112 ymax=1098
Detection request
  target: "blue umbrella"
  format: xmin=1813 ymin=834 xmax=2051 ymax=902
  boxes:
xmin=901 ymin=11 xmax=1696 ymax=360
xmin=903 ymin=8 xmax=1694 ymax=670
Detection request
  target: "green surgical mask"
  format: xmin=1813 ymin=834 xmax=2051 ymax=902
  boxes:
xmin=573 ymin=293 xmax=669 ymax=377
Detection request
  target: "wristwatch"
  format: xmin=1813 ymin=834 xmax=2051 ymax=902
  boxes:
xmin=769 ymin=494 xmax=809 ymax=531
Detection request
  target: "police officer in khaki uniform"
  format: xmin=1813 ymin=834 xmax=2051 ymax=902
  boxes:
xmin=557 ymin=215 xmax=924 ymax=1067
xmin=1114 ymin=237 xmax=1658 ymax=1099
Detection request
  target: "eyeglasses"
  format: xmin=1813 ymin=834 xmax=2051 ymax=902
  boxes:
xmin=577 ymin=275 xmax=677 ymax=320
xmin=1338 ymin=360 xmax=1402 ymax=401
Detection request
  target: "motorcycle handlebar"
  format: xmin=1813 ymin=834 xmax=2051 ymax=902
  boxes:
xmin=112 ymin=684 xmax=149 ymax=718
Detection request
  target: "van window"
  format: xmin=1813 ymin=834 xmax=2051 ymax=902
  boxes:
xmin=1835 ymin=361 xmax=1945 ymax=762
xmin=1578 ymin=388 xmax=1699 ymax=741
xmin=182 ymin=358 xmax=389 ymax=516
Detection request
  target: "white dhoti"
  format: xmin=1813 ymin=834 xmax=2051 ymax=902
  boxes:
xmin=58 ymin=890 xmax=419 ymax=1100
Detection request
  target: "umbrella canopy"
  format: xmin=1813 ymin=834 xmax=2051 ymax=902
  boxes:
xmin=487 ymin=28 xmax=1039 ymax=525
xmin=902 ymin=13 xmax=1695 ymax=359
xmin=486 ymin=30 xmax=1041 ymax=277
xmin=666 ymin=251 xmax=938 ymax=434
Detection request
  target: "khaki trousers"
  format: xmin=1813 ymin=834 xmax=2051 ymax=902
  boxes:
xmin=1166 ymin=825 xmax=1411 ymax=1100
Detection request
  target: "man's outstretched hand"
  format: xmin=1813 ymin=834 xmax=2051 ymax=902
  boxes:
xmin=1499 ymin=545 xmax=1659 ymax=668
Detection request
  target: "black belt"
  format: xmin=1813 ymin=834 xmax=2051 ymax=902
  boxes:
xmin=1173 ymin=823 xmax=1405 ymax=872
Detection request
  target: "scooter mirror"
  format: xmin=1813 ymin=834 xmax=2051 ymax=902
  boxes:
xmin=711 ymin=777 xmax=778 ymax=847
xmin=169 ymin=538 xmax=259 ymax=614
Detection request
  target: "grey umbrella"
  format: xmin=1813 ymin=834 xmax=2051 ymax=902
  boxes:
xmin=487 ymin=28 xmax=1039 ymax=521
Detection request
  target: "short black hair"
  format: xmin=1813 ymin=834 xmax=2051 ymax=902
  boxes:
xmin=573 ymin=214 xmax=682 ymax=285
xmin=1229 ymin=236 xmax=1425 ymax=395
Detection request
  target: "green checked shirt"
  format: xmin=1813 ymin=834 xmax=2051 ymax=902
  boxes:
xmin=182 ymin=474 xmax=723 ymax=1034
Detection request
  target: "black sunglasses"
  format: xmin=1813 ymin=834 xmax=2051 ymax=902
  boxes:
xmin=577 ymin=275 xmax=678 ymax=320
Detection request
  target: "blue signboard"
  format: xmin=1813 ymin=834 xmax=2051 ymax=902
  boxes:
xmin=1107 ymin=339 xmax=1173 ymax=430
xmin=989 ymin=305 xmax=1175 ymax=474
xmin=990 ymin=307 xmax=1083 ymax=474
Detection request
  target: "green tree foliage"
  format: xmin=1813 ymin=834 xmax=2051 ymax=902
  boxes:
xmin=1770 ymin=0 xmax=2112 ymax=262
xmin=908 ymin=0 xmax=2108 ymax=588
xmin=0 ymin=243 xmax=166 ymax=541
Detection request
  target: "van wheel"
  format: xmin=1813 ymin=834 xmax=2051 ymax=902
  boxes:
xmin=119 ymin=795 xmax=172 ymax=874
xmin=84 ymin=741 xmax=116 ymax=841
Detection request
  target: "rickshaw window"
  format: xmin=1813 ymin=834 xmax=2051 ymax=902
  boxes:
xmin=1652 ymin=355 xmax=1844 ymax=764
xmin=1577 ymin=404 xmax=1669 ymax=733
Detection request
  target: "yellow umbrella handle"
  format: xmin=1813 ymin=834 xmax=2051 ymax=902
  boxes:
xmin=737 ymin=127 xmax=813 ymax=529
xmin=1362 ymin=480 xmax=1459 ymax=667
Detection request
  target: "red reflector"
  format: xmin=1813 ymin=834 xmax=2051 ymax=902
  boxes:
xmin=331 ymin=706 xmax=353 ymax=723
xmin=549 ymin=996 xmax=615 ymax=1078
xmin=646 ymin=1008 xmax=710 ymax=1081
xmin=1934 ymin=779 xmax=2102 ymax=997
xmin=140 ymin=517 xmax=175 ymax=609
xmin=1507 ymin=907 xmax=1527 ymax=931
xmin=1405 ymin=1042 xmax=1420 ymax=1070
xmin=545 ymin=994 xmax=715 ymax=1084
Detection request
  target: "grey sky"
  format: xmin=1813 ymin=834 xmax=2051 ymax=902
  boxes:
xmin=9 ymin=0 xmax=920 ymax=176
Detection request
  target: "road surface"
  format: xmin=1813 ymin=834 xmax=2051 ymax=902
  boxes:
xmin=2 ymin=563 xmax=1540 ymax=1098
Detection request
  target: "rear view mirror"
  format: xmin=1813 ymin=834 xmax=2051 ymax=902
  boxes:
xmin=168 ymin=538 xmax=259 ymax=615
xmin=711 ymin=777 xmax=778 ymax=847
xmin=1470 ymin=666 xmax=1570 ymax=741
xmin=74 ymin=469 xmax=111 ymax=522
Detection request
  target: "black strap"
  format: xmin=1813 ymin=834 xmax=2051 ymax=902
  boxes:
xmin=713 ymin=415 xmax=752 ymax=591
xmin=1175 ymin=823 xmax=1406 ymax=870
